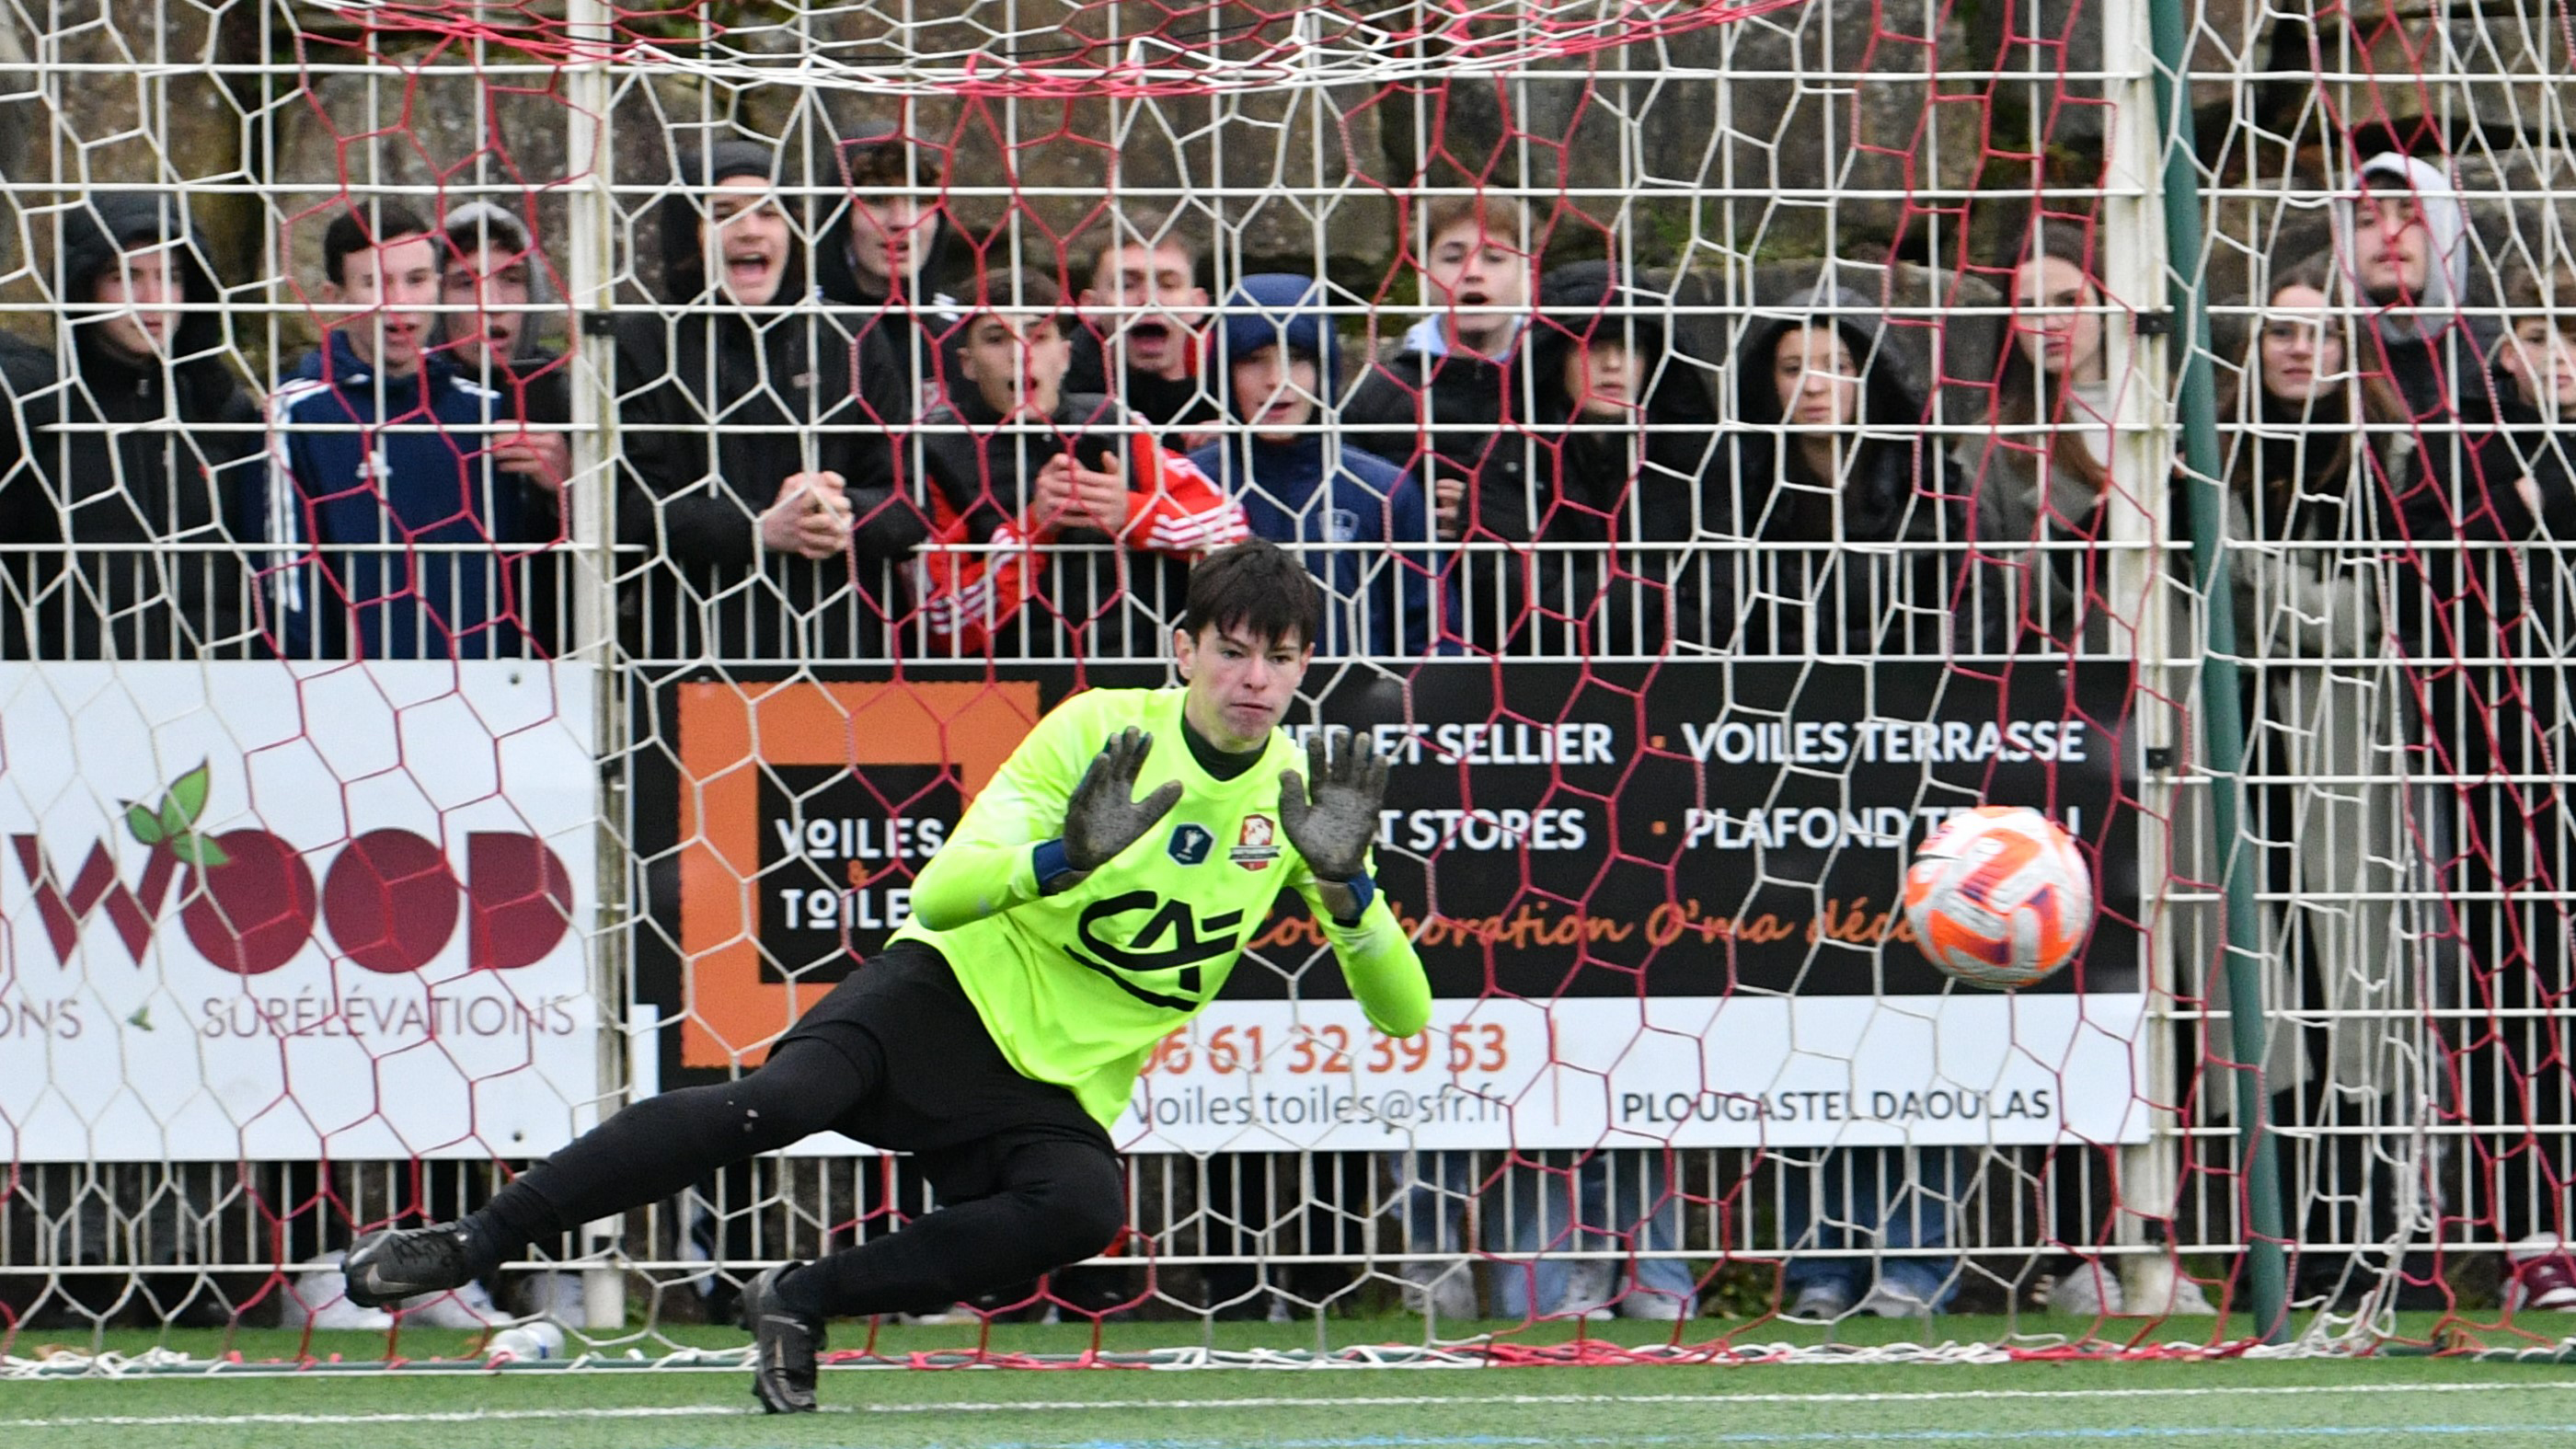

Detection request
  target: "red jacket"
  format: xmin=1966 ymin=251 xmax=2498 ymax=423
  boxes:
xmin=909 ymin=390 xmax=1248 ymax=654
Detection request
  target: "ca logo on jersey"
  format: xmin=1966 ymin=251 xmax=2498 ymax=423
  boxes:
xmin=1167 ymin=822 xmax=1213 ymax=866
xmin=1067 ymin=891 xmax=1245 ymax=1011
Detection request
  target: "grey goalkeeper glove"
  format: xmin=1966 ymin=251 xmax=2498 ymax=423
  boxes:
xmin=1061 ymin=726 xmax=1183 ymax=872
xmin=1276 ymin=730 xmax=1389 ymax=884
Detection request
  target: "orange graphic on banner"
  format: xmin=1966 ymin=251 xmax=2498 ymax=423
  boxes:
xmin=676 ymin=679 xmax=1041 ymax=1068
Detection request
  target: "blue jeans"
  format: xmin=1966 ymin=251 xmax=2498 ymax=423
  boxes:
xmin=1777 ymin=1146 xmax=1961 ymax=1309
xmin=1389 ymin=1149 xmax=1485 ymax=1256
xmin=1491 ymin=1151 xmax=1698 ymax=1317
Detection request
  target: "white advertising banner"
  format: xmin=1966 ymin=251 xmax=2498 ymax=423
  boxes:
xmin=1116 ymin=995 xmax=2150 ymax=1153
xmin=0 ymin=662 xmax=601 ymax=1162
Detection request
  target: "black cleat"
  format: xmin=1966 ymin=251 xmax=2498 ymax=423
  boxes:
xmin=745 ymin=1263 xmax=825 ymax=1414
xmin=340 ymin=1225 xmax=475 ymax=1308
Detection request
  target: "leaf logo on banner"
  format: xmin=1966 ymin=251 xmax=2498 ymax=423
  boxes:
xmin=120 ymin=762 xmax=231 ymax=868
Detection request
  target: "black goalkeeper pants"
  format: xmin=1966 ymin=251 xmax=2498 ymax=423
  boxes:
xmin=480 ymin=942 xmax=1126 ymax=1319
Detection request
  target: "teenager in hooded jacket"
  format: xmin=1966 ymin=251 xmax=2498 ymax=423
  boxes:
xmin=615 ymin=139 xmax=922 ymax=662
xmin=1186 ymin=273 xmax=1443 ymax=659
xmin=1723 ymin=279 xmax=1958 ymax=658
xmin=1518 ymin=260 xmax=1726 ymax=656
xmin=1 ymin=192 xmax=260 ymax=659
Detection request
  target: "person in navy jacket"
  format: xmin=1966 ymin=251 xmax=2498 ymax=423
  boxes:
xmin=1187 ymin=273 xmax=1443 ymax=658
xmin=264 ymin=201 xmax=557 ymax=659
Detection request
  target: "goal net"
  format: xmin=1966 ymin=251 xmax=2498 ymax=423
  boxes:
xmin=0 ymin=0 xmax=2569 ymax=1366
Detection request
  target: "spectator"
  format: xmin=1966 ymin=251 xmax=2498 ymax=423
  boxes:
xmin=814 ymin=122 xmax=965 ymax=415
xmin=2334 ymin=153 xmax=2520 ymax=686
xmin=912 ymin=268 xmax=1248 ymax=659
xmin=2219 ymin=256 xmax=2421 ymax=1307
xmin=438 ymin=201 xmax=569 ymax=650
xmin=1724 ymin=279 xmax=1959 ymax=658
xmin=2480 ymin=264 xmax=2576 ymax=533
xmin=1963 ymin=225 xmax=2161 ymax=1312
xmin=1067 ymin=207 xmax=1219 ymax=447
xmin=265 ymin=201 xmax=552 ymax=659
xmin=1186 ymin=273 xmax=1442 ymax=658
xmin=438 ymin=202 xmax=570 ymax=475
xmin=1522 ymin=261 xmax=1725 ymax=654
xmin=2337 ymin=155 xmax=2576 ymax=1311
xmin=1715 ymin=275 xmax=1967 ymax=1318
xmin=0 ymin=192 xmax=260 ymax=660
xmin=1342 ymin=195 xmax=1539 ymax=651
xmin=2337 ymin=152 xmax=2498 ymax=491
xmin=615 ymin=138 xmax=920 ymax=661
xmin=2464 ymin=263 xmax=2576 ymax=1310
xmin=1966 ymin=226 xmax=2117 ymax=654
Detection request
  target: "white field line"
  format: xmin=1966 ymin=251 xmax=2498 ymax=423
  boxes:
xmin=6 ymin=1378 xmax=2576 ymax=1430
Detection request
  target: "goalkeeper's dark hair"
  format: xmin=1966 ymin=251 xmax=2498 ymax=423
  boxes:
xmin=1180 ymin=540 xmax=1324 ymax=653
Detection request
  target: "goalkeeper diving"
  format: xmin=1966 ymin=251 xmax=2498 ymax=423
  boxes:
xmin=342 ymin=539 xmax=1431 ymax=1412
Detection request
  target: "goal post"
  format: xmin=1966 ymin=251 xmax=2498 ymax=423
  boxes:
xmin=2146 ymin=0 xmax=2291 ymax=1343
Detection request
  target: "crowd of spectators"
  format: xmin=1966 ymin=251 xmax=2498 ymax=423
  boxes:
xmin=6 ymin=125 xmax=2573 ymax=1322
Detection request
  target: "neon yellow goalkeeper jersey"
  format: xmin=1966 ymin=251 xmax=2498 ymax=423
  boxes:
xmin=892 ymin=686 xmax=1431 ymax=1130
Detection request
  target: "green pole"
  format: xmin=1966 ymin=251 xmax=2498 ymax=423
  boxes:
xmin=2145 ymin=0 xmax=2292 ymax=1342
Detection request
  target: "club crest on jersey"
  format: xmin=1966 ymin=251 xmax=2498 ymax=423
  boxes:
xmin=1231 ymin=813 xmax=1281 ymax=870
xmin=1167 ymin=822 xmax=1214 ymax=866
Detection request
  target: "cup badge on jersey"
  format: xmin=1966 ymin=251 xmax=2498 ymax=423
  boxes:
xmin=1167 ymin=822 xmax=1214 ymax=866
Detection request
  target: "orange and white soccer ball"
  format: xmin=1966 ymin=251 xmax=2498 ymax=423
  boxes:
xmin=1903 ymin=806 xmax=2094 ymax=989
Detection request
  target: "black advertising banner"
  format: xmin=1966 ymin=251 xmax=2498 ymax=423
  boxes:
xmin=631 ymin=661 xmax=2145 ymax=1148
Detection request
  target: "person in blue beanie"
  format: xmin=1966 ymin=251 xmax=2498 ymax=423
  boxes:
xmin=1187 ymin=274 xmax=1443 ymax=658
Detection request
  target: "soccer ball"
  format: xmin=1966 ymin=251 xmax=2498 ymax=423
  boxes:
xmin=1902 ymin=806 xmax=2094 ymax=990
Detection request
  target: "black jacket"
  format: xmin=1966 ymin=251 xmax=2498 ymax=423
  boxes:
xmin=0 ymin=194 xmax=261 ymax=659
xmin=1341 ymin=318 xmax=1537 ymax=651
xmin=1063 ymin=327 xmax=1221 ymax=448
xmin=1517 ymin=263 xmax=1725 ymax=654
xmin=811 ymin=195 xmax=968 ymax=418
xmin=2363 ymin=313 xmax=2519 ymax=658
xmin=617 ymin=146 xmax=923 ymax=662
xmin=1726 ymin=283 xmax=1959 ymax=656
xmin=464 ymin=344 xmax=573 ymax=655
xmin=2462 ymin=365 xmax=2576 ymax=658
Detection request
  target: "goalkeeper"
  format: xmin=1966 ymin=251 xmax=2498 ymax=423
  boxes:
xmin=343 ymin=539 xmax=1429 ymax=1412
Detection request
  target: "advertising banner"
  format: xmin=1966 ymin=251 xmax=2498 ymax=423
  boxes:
xmin=0 ymin=663 xmax=602 ymax=1162
xmin=632 ymin=661 xmax=2144 ymax=1153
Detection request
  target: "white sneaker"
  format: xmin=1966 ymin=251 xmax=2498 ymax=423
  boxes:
xmin=2045 ymin=1259 xmax=2126 ymax=1317
xmin=1397 ymin=1261 xmax=1477 ymax=1319
xmin=2123 ymin=1257 xmax=2217 ymax=1316
xmin=1562 ymin=1260 xmax=1617 ymax=1320
xmin=280 ymin=1261 xmax=395 ymax=1330
xmin=1788 ymin=1282 xmax=1852 ymax=1321
xmin=512 ymin=1271 xmax=588 ymax=1323
xmin=397 ymin=1275 xmax=505 ymax=1329
xmin=1619 ymin=1287 xmax=1694 ymax=1320
xmin=1856 ymin=1280 xmax=1934 ymax=1318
